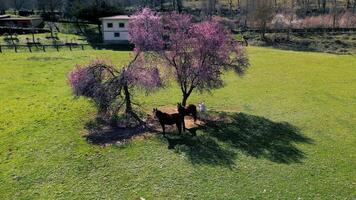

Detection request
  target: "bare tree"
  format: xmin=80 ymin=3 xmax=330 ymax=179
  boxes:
xmin=346 ymin=0 xmax=351 ymax=9
xmin=229 ymin=0 xmax=233 ymax=16
xmin=37 ymin=0 xmax=63 ymax=19
xmin=13 ymin=0 xmax=26 ymax=12
xmin=0 ymin=0 xmax=9 ymax=11
xmin=322 ymin=0 xmax=327 ymax=13
xmin=252 ymin=0 xmax=275 ymax=39
xmin=331 ymin=0 xmax=338 ymax=28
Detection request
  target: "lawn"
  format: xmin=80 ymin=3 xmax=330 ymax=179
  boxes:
xmin=0 ymin=47 xmax=355 ymax=199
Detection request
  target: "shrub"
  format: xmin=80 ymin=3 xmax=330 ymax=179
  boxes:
xmin=301 ymin=15 xmax=333 ymax=28
xmin=339 ymin=12 xmax=356 ymax=28
xmin=271 ymin=14 xmax=291 ymax=29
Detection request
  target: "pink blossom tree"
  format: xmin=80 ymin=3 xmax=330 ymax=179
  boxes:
xmin=68 ymin=57 xmax=162 ymax=123
xmin=119 ymin=54 xmax=162 ymax=120
xmin=68 ymin=9 xmax=164 ymax=125
xmin=129 ymin=9 xmax=249 ymax=106
xmin=68 ymin=59 xmax=122 ymax=118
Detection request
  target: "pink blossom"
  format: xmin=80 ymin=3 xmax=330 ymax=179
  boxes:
xmin=128 ymin=8 xmax=164 ymax=52
xmin=68 ymin=64 xmax=90 ymax=96
xmin=128 ymin=8 xmax=249 ymax=105
xmin=339 ymin=12 xmax=356 ymax=28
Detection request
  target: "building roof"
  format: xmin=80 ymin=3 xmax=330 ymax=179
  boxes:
xmin=0 ymin=15 xmax=10 ymax=19
xmin=0 ymin=17 xmax=41 ymax=21
xmin=100 ymin=15 xmax=130 ymax=20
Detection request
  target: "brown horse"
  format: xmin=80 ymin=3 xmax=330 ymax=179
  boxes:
xmin=177 ymin=103 xmax=198 ymax=131
xmin=153 ymin=108 xmax=183 ymax=136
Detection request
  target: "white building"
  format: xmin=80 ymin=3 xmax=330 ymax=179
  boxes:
xmin=100 ymin=15 xmax=130 ymax=44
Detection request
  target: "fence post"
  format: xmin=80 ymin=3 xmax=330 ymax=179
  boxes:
xmin=81 ymin=45 xmax=84 ymax=50
xmin=42 ymin=45 xmax=46 ymax=52
xmin=69 ymin=44 xmax=72 ymax=51
xmin=56 ymin=44 xmax=59 ymax=52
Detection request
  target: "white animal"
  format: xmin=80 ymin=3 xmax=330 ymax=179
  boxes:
xmin=198 ymin=102 xmax=206 ymax=112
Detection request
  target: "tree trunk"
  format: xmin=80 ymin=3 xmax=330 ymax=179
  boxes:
xmin=245 ymin=0 xmax=249 ymax=27
xmin=9 ymin=31 xmax=17 ymax=52
xmin=229 ymin=0 xmax=233 ymax=16
xmin=317 ymin=0 xmax=320 ymax=9
xmin=160 ymin=0 xmax=164 ymax=11
xmin=124 ymin=83 xmax=133 ymax=114
xmin=32 ymin=32 xmax=35 ymax=43
xmin=123 ymin=82 xmax=144 ymax=125
xmin=332 ymin=0 xmax=337 ymax=29
xmin=31 ymin=30 xmax=38 ymax=49
xmin=97 ymin=23 xmax=102 ymax=38
xmin=181 ymin=93 xmax=189 ymax=107
xmin=172 ymin=0 xmax=176 ymax=11
xmin=50 ymin=24 xmax=54 ymax=38
xmin=322 ymin=0 xmax=326 ymax=13
xmin=261 ymin=22 xmax=267 ymax=40
xmin=333 ymin=14 xmax=336 ymax=29
xmin=76 ymin=20 xmax=85 ymax=35
xmin=177 ymin=0 xmax=183 ymax=13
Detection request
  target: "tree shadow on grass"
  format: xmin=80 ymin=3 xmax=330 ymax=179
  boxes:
xmin=163 ymin=134 xmax=237 ymax=167
xmin=161 ymin=112 xmax=313 ymax=167
xmin=84 ymin=117 xmax=152 ymax=146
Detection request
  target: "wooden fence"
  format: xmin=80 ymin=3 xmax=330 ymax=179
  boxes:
xmin=0 ymin=43 xmax=135 ymax=53
xmin=0 ymin=26 xmax=50 ymax=34
xmin=0 ymin=43 xmax=89 ymax=53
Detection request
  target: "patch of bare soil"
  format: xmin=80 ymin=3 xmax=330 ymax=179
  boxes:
xmin=84 ymin=106 xmax=232 ymax=147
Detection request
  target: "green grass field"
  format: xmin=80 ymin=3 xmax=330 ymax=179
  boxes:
xmin=0 ymin=47 xmax=355 ymax=199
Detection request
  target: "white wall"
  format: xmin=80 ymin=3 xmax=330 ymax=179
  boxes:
xmin=103 ymin=31 xmax=129 ymax=41
xmin=102 ymin=19 xmax=129 ymax=32
xmin=31 ymin=18 xmax=42 ymax=27
xmin=101 ymin=19 xmax=130 ymax=43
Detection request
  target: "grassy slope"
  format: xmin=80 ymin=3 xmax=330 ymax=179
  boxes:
xmin=0 ymin=47 xmax=355 ymax=199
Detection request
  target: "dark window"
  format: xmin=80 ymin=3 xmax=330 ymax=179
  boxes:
xmin=107 ymin=23 xmax=113 ymax=28
xmin=119 ymin=23 xmax=125 ymax=28
xmin=114 ymin=32 xmax=120 ymax=37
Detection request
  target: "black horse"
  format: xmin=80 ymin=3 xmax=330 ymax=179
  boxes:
xmin=153 ymin=108 xmax=183 ymax=136
xmin=177 ymin=103 xmax=198 ymax=131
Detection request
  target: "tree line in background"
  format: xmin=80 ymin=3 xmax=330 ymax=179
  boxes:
xmin=1 ymin=0 xmax=355 ymax=17
xmin=0 ymin=0 xmax=355 ymax=34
